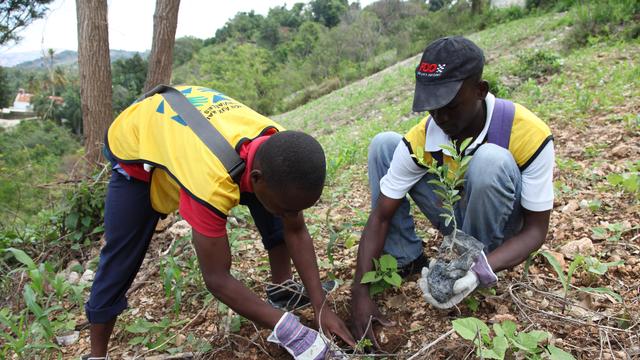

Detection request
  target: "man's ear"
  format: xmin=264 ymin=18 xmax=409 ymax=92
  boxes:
xmin=477 ymin=80 xmax=489 ymax=99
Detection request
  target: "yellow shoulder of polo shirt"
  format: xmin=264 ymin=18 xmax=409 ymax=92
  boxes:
xmin=508 ymin=103 xmax=553 ymax=170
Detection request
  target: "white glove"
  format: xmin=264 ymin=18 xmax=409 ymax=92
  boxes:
xmin=418 ymin=261 xmax=466 ymax=309
xmin=418 ymin=252 xmax=497 ymax=309
xmin=268 ymin=312 xmax=328 ymax=360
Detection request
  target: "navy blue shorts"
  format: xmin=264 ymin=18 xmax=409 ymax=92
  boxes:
xmin=85 ymin=170 xmax=284 ymax=323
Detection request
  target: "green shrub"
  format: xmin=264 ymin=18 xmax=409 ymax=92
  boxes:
xmin=0 ymin=120 xmax=80 ymax=221
xmin=563 ymin=0 xmax=640 ymax=49
xmin=513 ymin=49 xmax=562 ymax=80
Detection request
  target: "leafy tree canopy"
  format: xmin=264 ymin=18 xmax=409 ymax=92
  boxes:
xmin=0 ymin=0 xmax=54 ymax=46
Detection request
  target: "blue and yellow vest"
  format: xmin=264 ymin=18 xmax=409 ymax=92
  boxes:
xmin=106 ymin=85 xmax=284 ymax=216
xmin=403 ymin=99 xmax=552 ymax=171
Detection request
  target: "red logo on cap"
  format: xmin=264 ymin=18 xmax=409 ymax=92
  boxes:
xmin=417 ymin=62 xmax=446 ymax=77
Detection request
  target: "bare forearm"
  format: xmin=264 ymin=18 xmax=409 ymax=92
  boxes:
xmin=487 ymin=229 xmax=545 ymax=272
xmin=285 ymin=229 xmax=326 ymax=310
xmin=353 ymin=213 xmax=389 ymax=294
xmin=206 ymin=274 xmax=282 ymax=329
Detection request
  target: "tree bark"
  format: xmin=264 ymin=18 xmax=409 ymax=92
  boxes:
xmin=471 ymin=0 xmax=483 ymax=14
xmin=76 ymin=0 xmax=112 ymax=167
xmin=143 ymin=0 xmax=180 ymax=92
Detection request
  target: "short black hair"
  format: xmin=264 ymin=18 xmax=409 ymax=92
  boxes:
xmin=254 ymin=130 xmax=326 ymax=194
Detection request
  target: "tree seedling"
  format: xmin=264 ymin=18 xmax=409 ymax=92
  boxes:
xmin=538 ymin=251 xmax=623 ymax=310
xmin=360 ymin=254 xmax=402 ymax=296
xmin=413 ymin=138 xmax=485 ymax=303
xmin=452 ymin=317 xmax=575 ymax=360
xmin=415 ymin=137 xmax=473 ymax=254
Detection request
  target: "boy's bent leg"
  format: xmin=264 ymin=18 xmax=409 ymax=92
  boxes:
xmin=368 ymin=132 xmax=423 ymax=267
xmin=86 ymin=171 xmax=161 ymax=356
xmin=461 ymin=143 xmax=523 ymax=252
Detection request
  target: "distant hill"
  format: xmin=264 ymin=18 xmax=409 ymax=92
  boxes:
xmin=9 ymin=49 xmax=148 ymax=69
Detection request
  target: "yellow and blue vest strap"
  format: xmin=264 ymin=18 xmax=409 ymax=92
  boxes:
xmin=138 ymin=84 xmax=246 ymax=183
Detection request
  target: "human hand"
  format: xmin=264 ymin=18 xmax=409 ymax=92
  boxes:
xmin=419 ymin=252 xmax=498 ymax=309
xmin=315 ymin=308 xmax=355 ymax=348
xmin=268 ymin=312 xmax=329 ymax=360
xmin=418 ymin=261 xmax=467 ymax=309
xmin=350 ymin=290 xmax=394 ymax=350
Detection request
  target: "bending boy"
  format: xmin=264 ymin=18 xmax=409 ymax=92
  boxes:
xmin=86 ymin=85 xmax=355 ymax=359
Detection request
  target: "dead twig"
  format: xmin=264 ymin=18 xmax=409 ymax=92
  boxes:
xmin=407 ymin=328 xmax=454 ymax=360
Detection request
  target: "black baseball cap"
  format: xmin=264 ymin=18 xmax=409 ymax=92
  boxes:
xmin=412 ymin=36 xmax=485 ymax=112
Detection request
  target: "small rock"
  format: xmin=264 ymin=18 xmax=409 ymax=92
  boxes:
xmin=55 ymin=331 xmax=79 ymax=346
xmin=155 ymin=214 xmax=175 ymax=232
xmin=80 ymin=269 xmax=94 ymax=284
xmin=490 ymin=313 xmax=517 ymax=323
xmin=561 ymin=200 xmax=579 ymax=213
xmin=496 ymin=305 xmax=510 ymax=315
xmin=174 ymin=334 xmax=186 ymax=346
xmin=67 ymin=271 xmax=80 ymax=285
xmin=611 ymin=144 xmax=633 ymax=157
xmin=579 ymin=199 xmax=589 ymax=209
xmin=410 ymin=321 xmax=423 ymax=332
xmin=167 ymin=220 xmax=191 ymax=238
xmin=560 ymin=238 xmax=594 ymax=259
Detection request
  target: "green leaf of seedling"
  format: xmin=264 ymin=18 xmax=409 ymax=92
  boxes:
xmin=128 ymin=335 xmax=148 ymax=345
xmin=482 ymin=335 xmax=508 ymax=359
xmin=579 ymin=287 xmax=623 ymax=303
xmin=369 ymin=282 xmax=387 ymax=296
xmin=466 ymin=296 xmax=480 ymax=312
xmin=459 ymin=137 xmax=473 ymax=153
xmin=460 ymin=156 xmax=472 ymax=168
xmin=500 ymin=320 xmax=517 ymax=338
xmin=452 ymin=317 xmax=490 ymax=341
xmin=6 ymin=248 xmax=36 ymax=270
xmin=65 ymin=212 xmax=79 ymax=229
xmin=546 ymin=344 xmax=576 ymax=360
xmin=591 ymin=227 xmax=608 ymax=240
xmin=230 ymin=315 xmax=242 ymax=333
xmin=433 ymin=189 xmax=449 ymax=200
xmin=439 ymin=144 xmax=457 ymax=155
xmin=539 ymin=251 xmax=566 ymax=287
xmin=512 ymin=331 xmax=549 ymax=353
xmin=379 ymin=254 xmax=397 ymax=271
xmin=125 ymin=319 xmax=154 ymax=333
xmin=361 ymin=271 xmax=381 ymax=284
xmin=383 ymin=272 xmax=402 ymax=288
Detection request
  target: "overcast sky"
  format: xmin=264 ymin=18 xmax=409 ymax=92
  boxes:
xmin=0 ymin=0 xmax=376 ymax=56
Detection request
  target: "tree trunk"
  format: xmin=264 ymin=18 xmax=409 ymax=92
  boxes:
xmin=143 ymin=0 xmax=180 ymax=92
xmin=471 ymin=0 xmax=483 ymax=14
xmin=76 ymin=0 xmax=112 ymax=167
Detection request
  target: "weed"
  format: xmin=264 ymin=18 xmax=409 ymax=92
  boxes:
xmin=591 ymin=222 xmax=638 ymax=242
xmin=360 ymin=254 xmax=402 ymax=296
xmin=538 ymin=251 xmax=623 ymax=306
xmin=452 ymin=317 xmax=575 ymax=359
xmin=125 ymin=317 xmax=188 ymax=350
xmin=513 ymin=49 xmax=562 ymax=80
xmin=606 ymin=161 xmax=639 ymax=197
